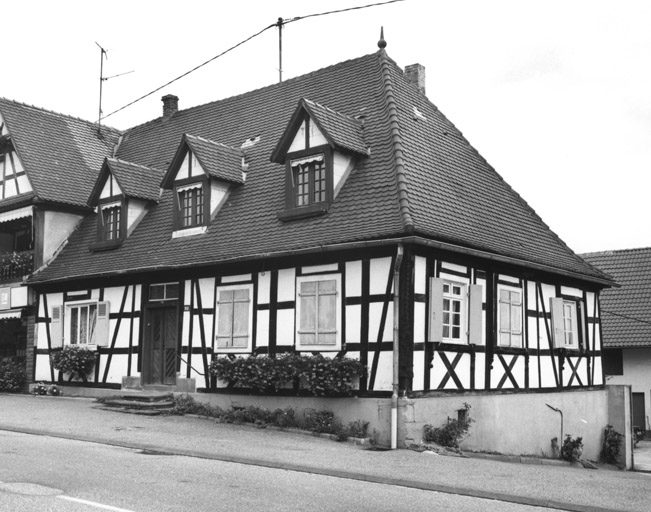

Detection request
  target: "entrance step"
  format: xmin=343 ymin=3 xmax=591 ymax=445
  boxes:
xmin=94 ymin=393 xmax=176 ymax=416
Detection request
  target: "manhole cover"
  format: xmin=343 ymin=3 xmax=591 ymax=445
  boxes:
xmin=0 ymin=482 xmax=62 ymax=496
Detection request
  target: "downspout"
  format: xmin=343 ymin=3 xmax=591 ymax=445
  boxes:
xmin=392 ymin=243 xmax=404 ymax=450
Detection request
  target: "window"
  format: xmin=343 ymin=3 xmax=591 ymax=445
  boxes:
xmin=430 ymin=278 xmax=482 ymax=345
xmin=498 ymin=285 xmax=523 ymax=347
xmin=50 ymin=301 xmax=110 ymax=348
xmin=102 ymin=205 xmax=121 ymax=241
xmin=215 ymin=284 xmax=253 ymax=352
xmin=177 ymin=183 xmax=205 ymax=228
xmin=296 ymin=274 xmax=342 ymax=350
xmin=292 ymin=155 xmax=326 ymax=207
xmin=550 ymin=297 xmax=581 ymax=349
xmin=149 ymin=283 xmax=180 ymax=302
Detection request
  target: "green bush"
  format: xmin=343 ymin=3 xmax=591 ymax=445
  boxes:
xmin=423 ymin=403 xmax=474 ymax=448
xmin=601 ymin=425 xmax=623 ymax=464
xmin=304 ymin=409 xmax=341 ymax=434
xmin=0 ymin=360 xmax=26 ymax=392
xmin=210 ymin=353 xmax=365 ymax=396
xmin=50 ymin=346 xmax=96 ymax=381
xmin=560 ymin=434 xmax=583 ymax=462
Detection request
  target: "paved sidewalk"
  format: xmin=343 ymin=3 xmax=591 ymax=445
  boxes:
xmin=1 ymin=393 xmax=649 ymax=512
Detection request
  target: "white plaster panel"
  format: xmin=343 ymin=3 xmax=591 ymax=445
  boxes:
xmin=527 ymin=281 xmax=537 ymax=311
xmin=102 ymin=354 xmax=128 ymax=385
xmin=440 ymin=261 xmax=467 ymax=274
xmin=10 ymin=286 xmax=28 ymax=308
xmin=34 ymin=354 xmax=52 ymax=381
xmin=593 ymin=325 xmax=601 ymax=351
xmin=181 ymin=311 xmax=191 ymax=347
xmin=593 ymin=357 xmax=603 ymax=385
xmin=126 ymin=198 xmax=148 ymax=236
xmin=102 ymin=287 xmax=127 ymax=311
xmin=256 ymin=310 xmax=269 ymax=348
xmin=197 ymin=278 xmax=216 ymax=307
xmin=412 ymin=350 xmax=425 ymax=391
xmin=538 ymin=317 xmax=552 ymax=351
xmin=527 ymin=316 xmax=539 ymax=350
xmin=36 ymin=323 xmax=48 ymax=349
xmin=498 ymin=274 xmax=520 ymax=284
xmin=539 ymin=357 xmax=558 ymax=388
xmin=369 ymin=257 xmax=393 ymax=295
xmin=563 ymin=356 xmax=587 ymax=387
xmin=277 ymin=268 xmax=296 ymax=302
xmin=288 ymin=121 xmax=307 ymax=152
xmin=540 ymin=283 xmax=556 ymax=309
xmin=302 ymin=263 xmax=338 ymax=274
xmin=373 ymin=351 xmax=393 ymax=391
xmin=276 ymin=309 xmax=294 ymax=346
xmin=369 ymin=302 xmax=393 ymax=342
xmin=561 ymin=286 xmax=583 ymax=298
xmin=210 ymin=181 xmax=230 ymax=219
xmin=528 ymin=355 xmax=540 ymax=389
xmin=184 ymin=281 xmax=193 ymax=305
xmin=345 ymin=260 xmax=362 ymax=297
xmin=414 ymin=256 xmax=427 ymax=295
xmin=43 ymin=293 xmax=63 ymax=316
xmin=345 ymin=304 xmax=361 ymax=344
xmin=474 ymin=353 xmax=486 ymax=390
xmin=42 ymin=211 xmax=84 ymax=264
xmin=333 ymin=153 xmax=354 ymax=198
xmin=257 ymin=272 xmax=270 ymax=304
xmin=108 ymin=318 xmax=125 ymax=348
xmin=585 ymin=292 xmax=596 ymax=317
xmin=439 ymin=271 xmax=470 ymax=285
xmin=413 ymin=302 xmax=426 ymax=343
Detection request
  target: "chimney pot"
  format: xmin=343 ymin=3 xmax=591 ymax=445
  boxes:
xmin=162 ymin=94 xmax=179 ymax=118
xmin=405 ymin=64 xmax=426 ymax=95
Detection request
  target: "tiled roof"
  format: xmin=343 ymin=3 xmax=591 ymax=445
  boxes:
xmin=28 ymin=51 xmax=610 ymax=285
xmin=183 ymin=135 xmax=244 ymax=185
xmin=102 ymin=158 xmax=163 ymax=203
xmin=582 ymin=248 xmax=651 ymax=348
xmin=0 ymin=98 xmax=121 ymax=207
xmin=303 ymin=99 xmax=368 ymax=156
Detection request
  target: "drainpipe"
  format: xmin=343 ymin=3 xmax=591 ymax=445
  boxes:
xmin=391 ymin=244 xmax=404 ymax=450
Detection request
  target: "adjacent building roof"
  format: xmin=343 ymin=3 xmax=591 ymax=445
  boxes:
xmin=582 ymin=248 xmax=651 ymax=348
xmin=0 ymin=98 xmax=121 ymax=208
xmin=26 ymin=50 xmax=610 ymax=285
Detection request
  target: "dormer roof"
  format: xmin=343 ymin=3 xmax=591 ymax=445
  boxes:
xmin=271 ymin=98 xmax=367 ymax=164
xmin=161 ymin=134 xmax=244 ymax=188
xmin=89 ymin=157 xmax=164 ymax=205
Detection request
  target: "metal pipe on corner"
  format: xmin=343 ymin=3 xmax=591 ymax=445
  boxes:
xmin=391 ymin=243 xmax=404 ymax=450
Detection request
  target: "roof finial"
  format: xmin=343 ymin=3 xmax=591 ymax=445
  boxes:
xmin=378 ymin=27 xmax=387 ymax=49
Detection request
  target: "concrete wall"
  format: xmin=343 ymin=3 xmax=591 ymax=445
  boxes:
xmin=606 ymin=348 xmax=651 ymax=431
xmin=401 ymin=387 xmax=631 ymax=465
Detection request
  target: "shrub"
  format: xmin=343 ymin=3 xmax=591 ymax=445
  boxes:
xmin=34 ymin=382 xmax=61 ymax=396
xmin=304 ymin=409 xmax=341 ymax=434
xmin=601 ymin=425 xmax=623 ymax=464
xmin=209 ymin=353 xmax=365 ymax=396
xmin=0 ymin=360 xmax=26 ymax=392
xmin=423 ymin=403 xmax=474 ymax=448
xmin=339 ymin=419 xmax=370 ymax=441
xmin=560 ymin=434 xmax=583 ymax=462
xmin=50 ymin=346 xmax=96 ymax=381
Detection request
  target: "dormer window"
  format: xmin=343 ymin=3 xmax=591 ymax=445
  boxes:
xmin=271 ymin=99 xmax=368 ymax=222
xmin=177 ymin=181 xmax=206 ymax=229
xmin=99 ymin=201 xmax=123 ymax=242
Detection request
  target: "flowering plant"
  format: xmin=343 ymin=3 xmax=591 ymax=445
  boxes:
xmin=50 ymin=345 xmax=96 ymax=381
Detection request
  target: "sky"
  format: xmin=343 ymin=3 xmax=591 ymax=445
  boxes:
xmin=2 ymin=0 xmax=650 ymax=255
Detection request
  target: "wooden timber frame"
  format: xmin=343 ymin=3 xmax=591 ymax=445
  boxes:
xmin=32 ymin=241 xmax=605 ymax=395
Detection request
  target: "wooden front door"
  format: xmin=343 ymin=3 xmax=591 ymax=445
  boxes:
xmin=144 ymin=305 xmax=178 ymax=385
xmin=633 ymin=392 xmax=646 ymax=437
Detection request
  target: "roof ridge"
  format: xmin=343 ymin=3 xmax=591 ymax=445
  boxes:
xmin=108 ymin=156 xmax=164 ymax=173
xmin=185 ymin=134 xmax=242 ymax=153
xmin=0 ymin=96 xmax=122 ymax=135
xmin=378 ymin=50 xmax=413 ymax=232
xmin=582 ymin=246 xmax=651 ymax=257
xmin=304 ymin=98 xmax=363 ymax=124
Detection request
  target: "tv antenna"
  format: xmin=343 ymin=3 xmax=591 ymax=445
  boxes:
xmin=96 ymin=42 xmax=134 ymax=134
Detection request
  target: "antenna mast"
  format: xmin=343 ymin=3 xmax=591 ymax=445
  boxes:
xmin=276 ymin=18 xmax=284 ymax=82
xmin=96 ymin=42 xmax=108 ymax=134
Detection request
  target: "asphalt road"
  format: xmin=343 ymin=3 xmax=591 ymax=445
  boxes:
xmin=0 ymin=430 xmax=563 ymax=512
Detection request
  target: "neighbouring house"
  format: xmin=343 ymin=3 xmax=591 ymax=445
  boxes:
xmin=8 ymin=41 xmax=627 ymax=457
xmin=0 ymin=99 xmax=119 ymax=379
xmin=582 ymin=248 xmax=651 ymax=438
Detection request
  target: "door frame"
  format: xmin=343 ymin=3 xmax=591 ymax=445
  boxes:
xmin=142 ymin=300 xmax=181 ymax=385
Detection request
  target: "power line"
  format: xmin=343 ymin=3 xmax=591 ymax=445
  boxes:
xmin=101 ymin=0 xmax=405 ymax=122
xmin=601 ymin=309 xmax=651 ymax=327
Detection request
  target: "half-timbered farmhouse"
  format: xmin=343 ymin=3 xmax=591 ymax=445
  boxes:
xmin=583 ymin=248 xmax=651 ymax=439
xmin=9 ymin=43 xmax=628 ymax=456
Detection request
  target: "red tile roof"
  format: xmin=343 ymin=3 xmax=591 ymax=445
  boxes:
xmin=25 ymin=51 xmax=610 ymax=285
xmin=0 ymin=98 xmax=121 ymax=208
xmin=582 ymin=248 xmax=651 ymax=348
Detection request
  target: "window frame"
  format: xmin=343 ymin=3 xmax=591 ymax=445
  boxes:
xmin=497 ymin=284 xmax=524 ymax=348
xmin=295 ymin=273 xmax=342 ymax=351
xmin=215 ymin=283 xmax=254 ymax=353
xmin=429 ymin=277 xmax=482 ymax=346
xmin=279 ymin=145 xmax=334 ymax=220
xmin=173 ymin=176 xmax=209 ymax=232
xmin=551 ymin=297 xmax=582 ymax=350
xmin=57 ymin=300 xmax=110 ymax=348
xmin=92 ymin=197 xmax=126 ymax=251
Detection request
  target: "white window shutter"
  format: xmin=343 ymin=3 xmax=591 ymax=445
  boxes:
xmin=50 ymin=306 xmax=63 ymax=349
xmin=95 ymin=301 xmax=110 ymax=347
xmin=429 ymin=278 xmax=444 ymax=342
xmin=550 ymin=297 xmax=564 ymax=348
xmin=468 ymin=284 xmax=482 ymax=345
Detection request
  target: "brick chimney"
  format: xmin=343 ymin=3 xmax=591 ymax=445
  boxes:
xmin=162 ymin=94 xmax=179 ymax=118
xmin=404 ymin=64 xmax=426 ymax=95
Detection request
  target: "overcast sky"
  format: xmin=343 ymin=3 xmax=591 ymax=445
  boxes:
xmin=3 ymin=0 xmax=649 ymax=254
